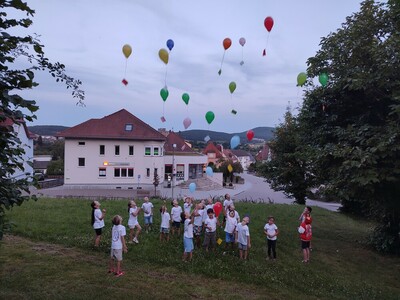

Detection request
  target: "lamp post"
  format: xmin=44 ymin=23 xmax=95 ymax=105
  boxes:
xmin=171 ymin=143 xmax=176 ymax=200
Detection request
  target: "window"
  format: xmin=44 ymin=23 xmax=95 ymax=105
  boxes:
xmin=145 ymin=147 xmax=151 ymax=156
xmin=153 ymin=147 xmax=159 ymax=156
xmin=100 ymin=145 xmax=105 ymax=155
xmin=114 ymin=167 xmax=134 ymax=178
xmin=78 ymin=157 xmax=85 ymax=167
xmin=78 ymin=141 xmax=85 ymax=146
xmin=146 ymin=168 xmax=150 ymax=177
xmin=154 ymin=168 xmax=158 ymax=176
xmin=115 ymin=145 xmax=120 ymax=156
xmin=99 ymin=168 xmax=106 ymax=177
xmin=129 ymin=145 xmax=134 ymax=156
xmin=125 ymin=124 xmax=133 ymax=131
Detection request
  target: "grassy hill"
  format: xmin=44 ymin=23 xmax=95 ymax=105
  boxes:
xmin=28 ymin=125 xmax=69 ymax=136
xmin=2 ymin=198 xmax=399 ymax=299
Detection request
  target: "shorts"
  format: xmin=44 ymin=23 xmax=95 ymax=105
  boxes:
xmin=144 ymin=216 xmax=153 ymax=225
xmin=225 ymin=232 xmax=235 ymax=243
xmin=203 ymin=231 xmax=216 ymax=248
xmin=193 ymin=225 xmax=203 ymax=236
xmin=184 ymin=237 xmax=194 ymax=253
xmin=111 ymin=248 xmax=123 ymax=261
xmin=129 ymin=222 xmax=141 ymax=229
xmin=172 ymin=221 xmax=181 ymax=228
xmin=238 ymin=243 xmax=248 ymax=251
xmin=160 ymin=227 xmax=170 ymax=234
xmin=301 ymin=240 xmax=310 ymax=249
xmin=94 ymin=228 xmax=102 ymax=236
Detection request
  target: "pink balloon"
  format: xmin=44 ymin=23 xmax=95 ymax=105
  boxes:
xmin=239 ymin=37 xmax=246 ymax=46
xmin=183 ymin=117 xmax=192 ymax=130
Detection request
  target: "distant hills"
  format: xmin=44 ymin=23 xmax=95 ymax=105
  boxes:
xmin=28 ymin=125 xmax=275 ymax=142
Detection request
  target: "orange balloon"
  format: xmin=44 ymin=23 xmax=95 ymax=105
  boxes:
xmin=223 ymin=38 xmax=232 ymax=50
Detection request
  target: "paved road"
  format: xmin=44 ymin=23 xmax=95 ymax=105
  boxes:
xmin=34 ymin=173 xmax=340 ymax=212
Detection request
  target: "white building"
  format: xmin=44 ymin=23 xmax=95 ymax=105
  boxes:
xmin=57 ymin=109 xmax=207 ymax=189
xmin=1 ymin=118 xmax=34 ymax=179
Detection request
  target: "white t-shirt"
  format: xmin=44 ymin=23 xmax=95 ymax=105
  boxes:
xmin=203 ymin=204 xmax=214 ymax=222
xmin=128 ymin=207 xmax=139 ymax=226
xmin=204 ymin=217 xmax=217 ymax=233
xmin=264 ymin=223 xmax=278 ymax=240
xmin=111 ymin=224 xmax=126 ymax=250
xmin=184 ymin=219 xmax=194 ymax=238
xmin=183 ymin=202 xmax=192 ymax=214
xmin=193 ymin=209 xmax=204 ymax=226
xmin=236 ymin=223 xmax=250 ymax=245
xmin=160 ymin=212 xmax=171 ymax=229
xmin=141 ymin=202 xmax=154 ymax=217
xmin=223 ymin=199 xmax=233 ymax=212
xmin=171 ymin=206 xmax=183 ymax=222
xmin=224 ymin=215 xmax=238 ymax=234
xmin=93 ymin=208 xmax=105 ymax=229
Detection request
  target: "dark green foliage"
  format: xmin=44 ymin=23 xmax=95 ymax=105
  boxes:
xmin=0 ymin=0 xmax=84 ymax=239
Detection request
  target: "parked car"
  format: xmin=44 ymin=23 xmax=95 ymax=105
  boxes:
xmin=34 ymin=172 xmax=45 ymax=181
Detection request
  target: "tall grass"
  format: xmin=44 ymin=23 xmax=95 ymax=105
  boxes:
xmin=4 ymin=198 xmax=400 ymax=299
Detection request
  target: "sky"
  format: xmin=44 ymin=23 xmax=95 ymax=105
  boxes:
xmin=14 ymin=0 xmax=364 ymax=133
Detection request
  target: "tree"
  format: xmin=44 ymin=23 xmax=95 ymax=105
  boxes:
xmin=218 ymin=159 xmax=243 ymax=185
xmin=297 ymin=0 xmax=400 ymax=253
xmin=258 ymin=109 xmax=313 ymax=204
xmin=0 ymin=0 xmax=84 ymax=239
xmin=46 ymin=160 xmax=64 ymax=176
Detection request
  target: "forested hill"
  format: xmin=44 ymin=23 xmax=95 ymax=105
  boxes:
xmin=28 ymin=125 xmax=275 ymax=142
xmin=28 ymin=125 xmax=69 ymax=136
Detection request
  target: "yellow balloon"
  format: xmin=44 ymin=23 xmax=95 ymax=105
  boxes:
xmin=158 ymin=48 xmax=169 ymax=64
xmin=227 ymin=164 xmax=233 ymax=173
xmin=122 ymin=44 xmax=132 ymax=59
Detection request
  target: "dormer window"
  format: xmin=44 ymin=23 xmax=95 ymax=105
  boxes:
xmin=125 ymin=124 xmax=133 ymax=131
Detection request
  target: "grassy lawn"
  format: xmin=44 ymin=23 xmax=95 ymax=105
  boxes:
xmin=1 ymin=198 xmax=399 ymax=299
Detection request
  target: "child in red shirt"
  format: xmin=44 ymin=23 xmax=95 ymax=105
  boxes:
xmin=299 ymin=215 xmax=312 ymax=263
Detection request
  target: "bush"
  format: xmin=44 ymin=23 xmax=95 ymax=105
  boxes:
xmin=47 ymin=160 xmax=64 ymax=175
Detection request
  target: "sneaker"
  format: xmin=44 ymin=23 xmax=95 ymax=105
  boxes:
xmin=115 ymin=271 xmax=125 ymax=277
xmin=133 ymin=237 xmax=139 ymax=244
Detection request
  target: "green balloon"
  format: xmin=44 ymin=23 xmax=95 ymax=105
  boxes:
xmin=205 ymin=111 xmax=215 ymax=125
xmin=297 ymin=72 xmax=307 ymax=87
xmin=319 ymin=73 xmax=328 ymax=87
xmin=229 ymin=81 xmax=236 ymax=94
xmin=160 ymin=88 xmax=169 ymax=102
xmin=182 ymin=93 xmax=190 ymax=105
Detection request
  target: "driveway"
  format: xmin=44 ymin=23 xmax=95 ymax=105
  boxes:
xmin=33 ymin=173 xmax=340 ymax=212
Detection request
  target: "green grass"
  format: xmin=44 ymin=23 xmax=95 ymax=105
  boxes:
xmin=1 ymin=198 xmax=399 ymax=299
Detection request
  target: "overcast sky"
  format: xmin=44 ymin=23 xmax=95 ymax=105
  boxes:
xmin=17 ymin=0 xmax=364 ymax=133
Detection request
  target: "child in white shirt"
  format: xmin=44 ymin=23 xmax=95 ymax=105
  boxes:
xmin=91 ymin=200 xmax=106 ymax=247
xmin=159 ymin=205 xmax=171 ymax=242
xmin=183 ymin=197 xmax=193 ymax=214
xmin=182 ymin=212 xmax=195 ymax=262
xmin=128 ymin=200 xmax=141 ymax=244
xmin=192 ymin=203 xmax=204 ymax=248
xmin=203 ymin=208 xmax=219 ymax=252
xmin=224 ymin=210 xmax=238 ymax=253
xmin=235 ymin=216 xmax=251 ymax=260
xmin=141 ymin=196 xmax=154 ymax=232
xmin=264 ymin=216 xmax=279 ymax=260
xmin=171 ymin=199 xmax=183 ymax=236
xmin=109 ymin=215 xmax=127 ymax=277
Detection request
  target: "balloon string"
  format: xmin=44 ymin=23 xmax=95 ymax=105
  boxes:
xmin=164 ymin=64 xmax=168 ymax=88
xmin=220 ymin=51 xmax=226 ymax=71
xmin=124 ymin=59 xmax=128 ymax=77
xmin=163 ymin=102 xmax=165 ymax=116
xmin=242 ymin=47 xmax=244 ymax=62
xmin=265 ymin=33 xmax=270 ymax=51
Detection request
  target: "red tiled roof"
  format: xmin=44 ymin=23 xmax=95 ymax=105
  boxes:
xmin=256 ymin=143 xmax=271 ymax=161
xmin=202 ymin=142 xmax=223 ymax=158
xmin=57 ymin=109 xmax=166 ymax=141
xmin=164 ymin=131 xmax=198 ymax=154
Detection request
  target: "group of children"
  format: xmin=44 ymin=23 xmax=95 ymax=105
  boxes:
xmin=90 ymin=195 xmax=313 ymax=277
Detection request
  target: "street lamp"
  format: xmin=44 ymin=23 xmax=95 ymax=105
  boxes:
xmin=171 ymin=143 xmax=176 ymax=200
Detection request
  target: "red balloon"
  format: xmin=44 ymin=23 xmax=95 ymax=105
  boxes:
xmin=264 ymin=16 xmax=274 ymax=32
xmin=246 ymin=130 xmax=254 ymax=141
xmin=214 ymin=202 xmax=223 ymax=217
xmin=223 ymin=38 xmax=232 ymax=50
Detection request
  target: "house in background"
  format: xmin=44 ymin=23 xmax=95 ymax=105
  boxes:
xmin=255 ymin=143 xmax=272 ymax=162
xmin=231 ymin=149 xmax=255 ymax=171
xmin=0 ymin=118 xmax=34 ymax=179
xmin=57 ymin=109 xmax=166 ymax=188
xmin=202 ymin=141 xmax=224 ymax=167
xmin=33 ymin=155 xmax=52 ymax=175
xmin=163 ymin=131 xmax=207 ymax=184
